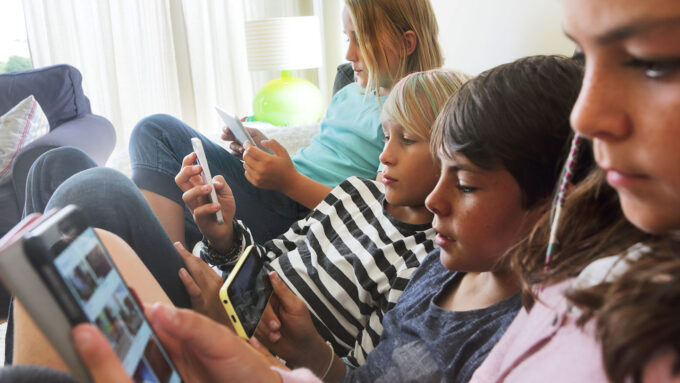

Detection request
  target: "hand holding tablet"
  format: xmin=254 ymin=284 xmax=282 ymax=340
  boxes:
xmin=216 ymin=106 xmax=274 ymax=155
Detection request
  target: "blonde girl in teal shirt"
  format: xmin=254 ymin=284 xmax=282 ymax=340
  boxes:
xmin=128 ymin=0 xmax=444 ymax=248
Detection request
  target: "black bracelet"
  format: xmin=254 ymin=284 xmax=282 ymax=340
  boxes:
xmin=199 ymin=223 xmax=242 ymax=265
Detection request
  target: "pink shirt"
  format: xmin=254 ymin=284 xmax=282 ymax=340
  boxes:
xmin=469 ymin=278 xmax=609 ymax=383
xmin=274 ymin=367 xmax=322 ymax=383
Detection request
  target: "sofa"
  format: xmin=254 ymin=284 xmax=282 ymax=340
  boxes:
xmin=0 ymin=65 xmax=115 ymax=319
xmin=0 ymin=64 xmax=116 ymax=238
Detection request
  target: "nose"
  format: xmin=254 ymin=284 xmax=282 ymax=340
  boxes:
xmin=570 ymin=60 xmax=632 ymax=142
xmin=425 ymin=175 xmax=450 ymax=217
xmin=379 ymin=137 xmax=396 ymax=166
xmin=345 ymin=38 xmax=359 ymax=63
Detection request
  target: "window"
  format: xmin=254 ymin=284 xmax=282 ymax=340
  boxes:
xmin=0 ymin=0 xmax=31 ymax=73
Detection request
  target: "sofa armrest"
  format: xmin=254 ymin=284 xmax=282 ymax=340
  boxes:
xmin=11 ymin=113 xmax=116 ymax=207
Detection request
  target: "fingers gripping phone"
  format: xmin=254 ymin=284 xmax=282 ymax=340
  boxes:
xmin=215 ymin=106 xmax=274 ymax=155
xmin=219 ymin=245 xmax=273 ymax=339
xmin=11 ymin=206 xmax=182 ymax=383
xmin=191 ymin=137 xmax=224 ymax=225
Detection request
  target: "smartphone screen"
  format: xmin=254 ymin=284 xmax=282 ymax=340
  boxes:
xmin=226 ymin=250 xmax=273 ymax=338
xmin=53 ymin=228 xmax=181 ymax=383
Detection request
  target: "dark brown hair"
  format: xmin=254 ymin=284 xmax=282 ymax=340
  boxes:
xmin=514 ymin=169 xmax=654 ymax=308
xmin=431 ymin=55 xmax=584 ymax=209
xmin=567 ymin=239 xmax=680 ymax=383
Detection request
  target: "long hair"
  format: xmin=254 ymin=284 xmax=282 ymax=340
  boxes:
xmin=345 ymin=0 xmax=443 ymax=94
xmin=381 ymin=69 xmax=469 ymax=141
xmin=513 ymin=169 xmax=654 ymax=308
xmin=567 ymin=240 xmax=680 ymax=383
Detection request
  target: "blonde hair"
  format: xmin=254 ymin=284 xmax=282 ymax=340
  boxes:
xmin=382 ymin=69 xmax=469 ymax=141
xmin=345 ymin=0 xmax=444 ymax=94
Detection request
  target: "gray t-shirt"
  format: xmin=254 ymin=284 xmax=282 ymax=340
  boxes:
xmin=343 ymin=249 xmax=521 ymax=383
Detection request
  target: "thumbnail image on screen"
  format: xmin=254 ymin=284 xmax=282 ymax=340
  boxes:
xmin=54 ymin=228 xmax=181 ymax=383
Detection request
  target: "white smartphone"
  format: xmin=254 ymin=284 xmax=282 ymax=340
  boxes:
xmin=215 ymin=106 xmax=274 ymax=154
xmin=191 ymin=137 xmax=224 ymax=225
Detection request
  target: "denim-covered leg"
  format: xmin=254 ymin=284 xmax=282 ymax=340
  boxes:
xmin=23 ymin=147 xmax=97 ymax=217
xmin=6 ymin=152 xmax=191 ymax=365
xmin=129 ymin=114 xmax=309 ymax=246
xmin=40 ymin=167 xmax=190 ymax=308
xmin=6 ymin=147 xmax=98 ymax=364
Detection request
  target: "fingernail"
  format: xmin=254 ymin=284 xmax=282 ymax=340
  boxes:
xmin=178 ymin=268 xmax=188 ymax=278
xmin=158 ymin=303 xmax=178 ymax=325
xmin=250 ymin=337 xmax=262 ymax=348
xmin=193 ymin=165 xmax=201 ymax=171
xmin=73 ymin=327 xmax=92 ymax=349
xmin=202 ymin=185 xmax=210 ymax=192
xmin=174 ymin=242 xmax=184 ymax=250
xmin=270 ymin=320 xmax=279 ymax=329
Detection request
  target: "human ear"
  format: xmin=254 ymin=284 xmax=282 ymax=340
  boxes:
xmin=403 ymin=30 xmax=417 ymax=56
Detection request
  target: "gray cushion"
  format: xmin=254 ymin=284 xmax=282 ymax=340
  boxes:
xmin=0 ymin=65 xmax=91 ymax=130
xmin=333 ymin=62 xmax=354 ymax=95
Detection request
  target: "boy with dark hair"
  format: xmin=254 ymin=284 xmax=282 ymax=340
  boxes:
xmin=257 ymin=55 xmax=586 ymax=382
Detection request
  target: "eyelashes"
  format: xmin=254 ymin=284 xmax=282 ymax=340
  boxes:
xmin=572 ymin=48 xmax=680 ymax=80
xmin=456 ymin=184 xmax=478 ymax=194
xmin=624 ymin=57 xmax=680 ymax=79
xmin=382 ymin=135 xmax=417 ymax=144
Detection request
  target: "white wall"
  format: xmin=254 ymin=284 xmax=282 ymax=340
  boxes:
xmin=430 ymin=0 xmax=575 ymax=75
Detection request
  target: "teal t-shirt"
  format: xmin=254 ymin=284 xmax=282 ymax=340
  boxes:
xmin=292 ymin=82 xmax=386 ymax=187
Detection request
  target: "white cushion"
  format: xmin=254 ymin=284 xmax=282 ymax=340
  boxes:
xmin=0 ymin=95 xmax=50 ymax=184
xmin=206 ymin=121 xmax=321 ymax=156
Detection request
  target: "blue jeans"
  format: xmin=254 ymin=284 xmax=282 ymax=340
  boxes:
xmin=129 ymin=114 xmax=310 ymax=248
xmin=23 ymin=147 xmax=191 ymax=307
xmin=6 ymin=147 xmax=191 ymax=364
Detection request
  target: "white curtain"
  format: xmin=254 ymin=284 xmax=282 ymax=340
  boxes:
xmin=21 ymin=0 xmax=344 ymax=166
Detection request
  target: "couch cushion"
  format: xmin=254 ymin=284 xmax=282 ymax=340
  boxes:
xmin=0 ymin=64 xmax=91 ymax=129
xmin=0 ymin=95 xmax=49 ymax=184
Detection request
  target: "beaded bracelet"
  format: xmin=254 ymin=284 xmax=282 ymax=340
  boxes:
xmin=199 ymin=237 xmax=241 ymax=265
xmin=198 ymin=222 xmax=242 ymax=265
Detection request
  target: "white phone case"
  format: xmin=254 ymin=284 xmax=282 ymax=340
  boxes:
xmin=191 ymin=138 xmax=225 ymax=225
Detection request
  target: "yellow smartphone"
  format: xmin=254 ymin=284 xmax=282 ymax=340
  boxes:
xmin=219 ymin=245 xmax=273 ymax=339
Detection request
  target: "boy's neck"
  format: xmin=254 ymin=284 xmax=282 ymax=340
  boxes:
xmin=436 ymin=269 xmax=520 ymax=312
xmin=385 ymin=201 xmax=433 ymax=225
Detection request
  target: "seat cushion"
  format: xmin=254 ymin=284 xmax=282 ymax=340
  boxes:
xmin=0 ymin=65 xmax=91 ymax=129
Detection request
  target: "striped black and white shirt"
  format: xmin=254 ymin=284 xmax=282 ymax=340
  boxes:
xmin=217 ymin=177 xmax=435 ymax=366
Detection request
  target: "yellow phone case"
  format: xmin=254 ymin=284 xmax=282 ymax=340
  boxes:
xmin=219 ymin=245 xmax=259 ymax=339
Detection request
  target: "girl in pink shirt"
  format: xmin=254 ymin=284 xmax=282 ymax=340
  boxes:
xmin=471 ymin=0 xmax=680 ymax=381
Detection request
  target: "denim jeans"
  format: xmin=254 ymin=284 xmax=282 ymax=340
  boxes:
xmin=23 ymin=147 xmax=191 ymax=306
xmin=129 ymin=114 xmax=310 ymax=248
xmin=6 ymin=147 xmax=191 ymax=364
